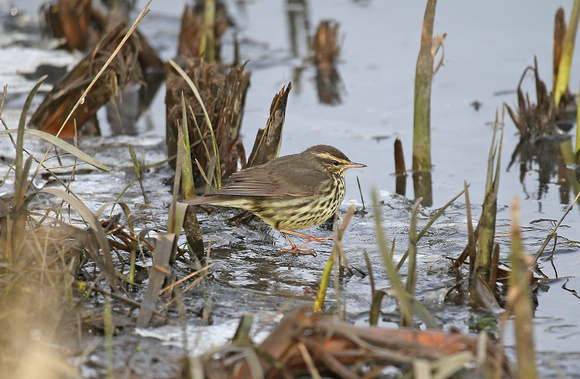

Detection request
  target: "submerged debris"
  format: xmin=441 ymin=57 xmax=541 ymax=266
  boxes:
xmin=191 ymin=307 xmax=514 ymax=378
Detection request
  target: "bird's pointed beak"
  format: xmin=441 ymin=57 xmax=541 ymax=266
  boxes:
xmin=345 ymin=162 xmax=366 ymax=169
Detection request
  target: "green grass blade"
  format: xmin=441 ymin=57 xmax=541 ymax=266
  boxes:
xmin=313 ymin=251 xmax=334 ymax=312
xmin=405 ymin=198 xmax=421 ymax=295
xmin=180 ymin=94 xmax=195 ymax=199
xmin=396 ymin=187 xmax=465 ymax=271
xmin=13 ymin=75 xmax=47 ymax=208
xmin=372 ymin=189 xmax=413 ymax=327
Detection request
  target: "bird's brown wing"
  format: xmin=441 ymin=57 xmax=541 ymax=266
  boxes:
xmin=212 ymin=166 xmax=327 ymax=197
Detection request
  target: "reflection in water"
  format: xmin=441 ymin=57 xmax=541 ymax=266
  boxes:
xmin=508 ymin=136 xmax=579 ymax=204
xmin=313 ymin=20 xmax=343 ymax=105
xmin=505 ymin=58 xmax=580 ymax=205
xmin=315 ymin=65 xmax=343 ymax=105
xmin=106 ymin=69 xmax=164 ymax=135
xmin=285 ymin=1 xmax=344 ymax=104
xmin=413 ymin=170 xmax=433 ymax=207
xmin=286 ymin=0 xmax=311 ymax=58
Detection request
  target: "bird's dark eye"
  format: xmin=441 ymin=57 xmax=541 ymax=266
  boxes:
xmin=332 ymin=160 xmax=339 ymax=166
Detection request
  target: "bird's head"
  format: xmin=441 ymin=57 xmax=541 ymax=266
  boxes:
xmin=306 ymin=145 xmax=366 ymax=176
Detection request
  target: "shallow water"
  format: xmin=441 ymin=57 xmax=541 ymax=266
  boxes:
xmin=1 ymin=0 xmax=580 ymax=376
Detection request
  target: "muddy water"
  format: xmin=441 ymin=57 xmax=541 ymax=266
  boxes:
xmin=1 ymin=0 xmax=580 ymax=377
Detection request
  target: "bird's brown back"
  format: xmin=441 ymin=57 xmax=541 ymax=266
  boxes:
xmin=181 ymin=144 xmax=362 ymax=230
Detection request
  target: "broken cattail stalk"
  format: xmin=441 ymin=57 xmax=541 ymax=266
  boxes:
xmin=248 ymin=83 xmax=292 ymax=167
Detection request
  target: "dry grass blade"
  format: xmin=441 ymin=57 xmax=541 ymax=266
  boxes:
xmin=507 ymin=198 xmax=537 ymax=378
xmin=137 ymin=233 xmax=176 ymax=328
xmin=0 ymin=129 xmax=111 ymax=172
xmin=41 ymin=188 xmax=122 ymax=293
xmin=104 ymin=294 xmax=114 ymax=378
xmin=160 ymin=263 xmax=214 ymax=295
xmin=297 ymin=343 xmax=322 ymax=379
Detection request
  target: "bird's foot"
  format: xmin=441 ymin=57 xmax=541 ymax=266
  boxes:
xmin=278 ymin=229 xmax=325 ymax=255
xmin=299 ymin=235 xmax=334 ymax=245
xmin=278 ymin=229 xmax=334 ymax=246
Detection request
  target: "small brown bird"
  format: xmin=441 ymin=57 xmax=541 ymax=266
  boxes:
xmin=182 ymin=145 xmax=365 ymax=254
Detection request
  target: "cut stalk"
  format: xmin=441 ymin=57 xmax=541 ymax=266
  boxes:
xmin=554 ymin=0 xmax=580 ymax=108
xmin=412 ymin=0 xmax=437 ymax=171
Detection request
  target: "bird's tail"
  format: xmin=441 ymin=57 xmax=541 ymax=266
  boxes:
xmin=180 ymin=195 xmax=253 ymax=210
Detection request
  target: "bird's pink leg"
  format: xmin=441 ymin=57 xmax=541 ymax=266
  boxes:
xmin=277 ymin=229 xmax=334 ymax=255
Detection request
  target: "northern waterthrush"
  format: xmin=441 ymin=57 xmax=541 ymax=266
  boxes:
xmin=182 ymin=145 xmax=365 ymax=254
